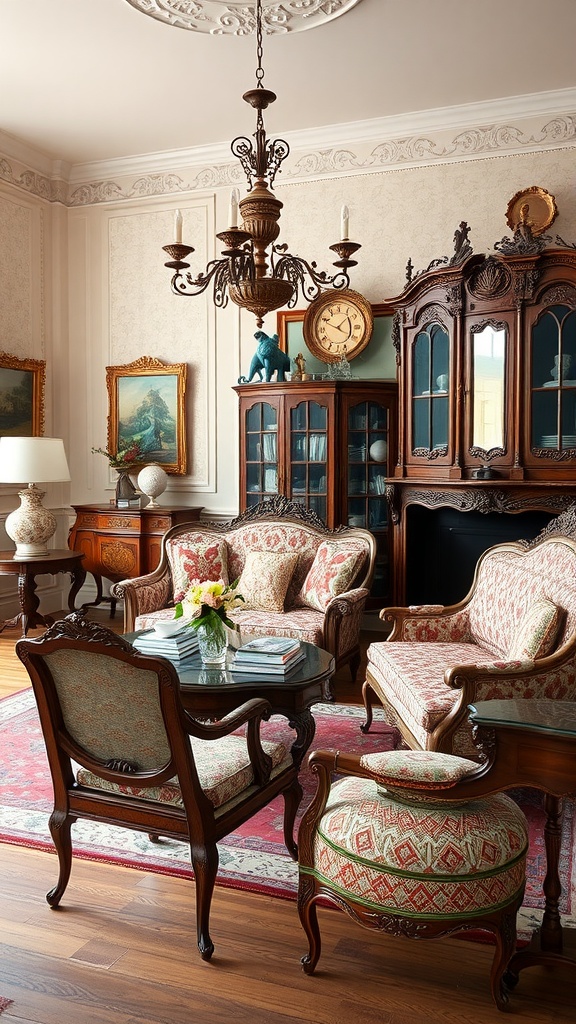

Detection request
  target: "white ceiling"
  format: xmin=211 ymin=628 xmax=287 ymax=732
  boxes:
xmin=1 ymin=0 xmax=576 ymax=168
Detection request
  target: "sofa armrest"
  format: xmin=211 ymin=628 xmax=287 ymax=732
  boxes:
xmin=323 ymin=587 xmax=369 ymax=658
xmin=382 ymin=604 xmax=472 ymax=643
xmin=443 ymin=651 xmax=576 ymax=706
xmin=111 ymin=568 xmax=172 ymax=632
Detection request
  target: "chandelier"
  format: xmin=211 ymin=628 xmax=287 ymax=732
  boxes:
xmin=162 ymin=0 xmax=361 ymax=327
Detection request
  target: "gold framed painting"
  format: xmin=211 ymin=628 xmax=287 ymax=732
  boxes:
xmin=0 ymin=352 xmax=46 ymax=437
xmin=106 ymin=356 xmax=188 ymax=475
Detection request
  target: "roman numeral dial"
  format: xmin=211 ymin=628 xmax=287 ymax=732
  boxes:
xmin=303 ymin=289 xmax=374 ymax=363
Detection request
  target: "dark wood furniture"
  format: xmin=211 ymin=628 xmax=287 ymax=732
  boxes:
xmin=468 ymin=699 xmax=576 ymax=982
xmin=126 ymin=633 xmax=335 ymax=787
xmin=0 ymin=549 xmax=86 ymax=637
xmin=15 ymin=614 xmax=302 ymax=962
xmin=234 ymin=380 xmax=397 ymax=606
xmin=68 ymin=504 xmax=202 ymax=615
xmin=386 ymin=227 xmax=576 ymax=604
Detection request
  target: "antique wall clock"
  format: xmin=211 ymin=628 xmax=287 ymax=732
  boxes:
xmin=302 ymin=289 xmax=374 ymax=363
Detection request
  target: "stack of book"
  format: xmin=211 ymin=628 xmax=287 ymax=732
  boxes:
xmin=132 ymin=627 xmax=199 ymax=664
xmin=232 ymin=636 xmax=305 ymax=675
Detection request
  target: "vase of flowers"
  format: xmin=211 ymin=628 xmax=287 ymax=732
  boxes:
xmin=175 ymin=578 xmax=244 ymax=666
xmin=92 ymin=443 xmax=143 ymax=505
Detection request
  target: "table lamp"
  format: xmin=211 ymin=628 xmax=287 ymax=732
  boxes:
xmin=0 ymin=436 xmax=71 ymax=558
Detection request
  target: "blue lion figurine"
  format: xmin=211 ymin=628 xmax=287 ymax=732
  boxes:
xmin=238 ymin=330 xmax=291 ymax=383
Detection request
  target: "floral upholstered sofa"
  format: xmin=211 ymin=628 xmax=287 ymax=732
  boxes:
xmin=362 ymin=534 xmax=576 ymax=757
xmin=112 ymin=498 xmax=376 ymax=681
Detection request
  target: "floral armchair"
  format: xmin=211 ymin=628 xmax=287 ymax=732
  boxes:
xmin=112 ymin=498 xmax=377 ymax=681
xmin=362 ymin=534 xmax=576 ymax=756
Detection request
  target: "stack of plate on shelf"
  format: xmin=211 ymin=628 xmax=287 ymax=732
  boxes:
xmin=563 ymin=435 xmax=576 ymax=447
xmin=348 ymin=443 xmax=366 ymax=461
xmin=540 ymin=435 xmax=559 ymax=447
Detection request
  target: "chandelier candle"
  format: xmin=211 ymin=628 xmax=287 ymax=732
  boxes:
xmin=175 ymin=209 xmax=183 ymax=244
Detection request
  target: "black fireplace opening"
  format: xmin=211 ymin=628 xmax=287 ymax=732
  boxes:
xmin=406 ymin=506 xmax=554 ymax=606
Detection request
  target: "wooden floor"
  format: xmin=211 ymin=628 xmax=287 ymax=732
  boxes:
xmin=0 ymin=609 xmax=572 ymax=1022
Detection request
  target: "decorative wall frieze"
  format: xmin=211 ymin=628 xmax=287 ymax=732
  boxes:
xmin=1 ymin=97 xmax=575 ymax=208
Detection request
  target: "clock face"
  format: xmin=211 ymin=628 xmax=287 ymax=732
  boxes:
xmin=303 ymin=290 xmax=374 ymax=363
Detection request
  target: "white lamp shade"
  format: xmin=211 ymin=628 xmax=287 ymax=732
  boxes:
xmin=0 ymin=436 xmax=70 ymax=484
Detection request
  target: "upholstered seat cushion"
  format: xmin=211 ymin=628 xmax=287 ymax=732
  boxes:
xmin=366 ymin=641 xmax=497 ymax=747
xmin=303 ymin=775 xmax=528 ymax=918
xmin=76 ymin=730 xmax=292 ymax=810
xmin=134 ymin=605 xmax=326 ymax=647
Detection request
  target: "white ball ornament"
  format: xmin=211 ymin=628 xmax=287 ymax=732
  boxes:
xmin=369 ymin=440 xmax=388 ymax=463
xmin=137 ymin=465 xmax=168 ymax=507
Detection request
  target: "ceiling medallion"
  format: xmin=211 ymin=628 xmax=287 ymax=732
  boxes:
xmin=161 ymin=0 xmax=361 ymax=326
xmin=124 ymin=0 xmax=363 ymax=35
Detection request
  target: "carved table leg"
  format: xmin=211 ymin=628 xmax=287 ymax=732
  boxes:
xmin=67 ymin=568 xmax=87 ymax=612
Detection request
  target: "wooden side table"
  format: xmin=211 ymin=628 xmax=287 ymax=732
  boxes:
xmin=0 ymin=549 xmax=86 ymax=636
xmin=68 ymin=504 xmax=203 ymax=616
xmin=467 ymin=699 xmax=576 ymax=983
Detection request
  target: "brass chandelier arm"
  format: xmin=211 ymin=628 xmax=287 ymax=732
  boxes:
xmin=170 ymin=256 xmax=236 ymax=308
xmin=272 ymin=249 xmax=351 ymax=306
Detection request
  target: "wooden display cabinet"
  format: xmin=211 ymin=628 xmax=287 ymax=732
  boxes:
xmin=69 ymin=504 xmax=203 ymax=611
xmin=387 ymin=225 xmax=576 ymax=603
xmin=234 ymin=379 xmax=397 ymax=605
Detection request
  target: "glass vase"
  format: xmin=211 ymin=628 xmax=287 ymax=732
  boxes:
xmin=196 ymin=614 xmax=227 ymax=666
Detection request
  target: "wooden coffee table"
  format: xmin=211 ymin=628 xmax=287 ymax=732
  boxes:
xmin=125 ymin=634 xmax=335 ymax=772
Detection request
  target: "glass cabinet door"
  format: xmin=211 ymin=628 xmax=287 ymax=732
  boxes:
xmin=289 ymin=400 xmax=328 ymax=521
xmin=347 ymin=399 xmax=391 ymax=600
xmin=531 ymin=304 xmax=576 ymax=452
xmin=411 ymin=322 xmax=449 ymax=453
xmin=244 ymin=402 xmax=278 ymax=507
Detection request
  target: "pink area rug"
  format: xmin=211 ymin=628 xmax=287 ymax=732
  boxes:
xmin=0 ymin=689 xmax=574 ymax=939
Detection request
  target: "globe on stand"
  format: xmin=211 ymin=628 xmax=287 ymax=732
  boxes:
xmin=137 ymin=465 xmax=168 ymax=507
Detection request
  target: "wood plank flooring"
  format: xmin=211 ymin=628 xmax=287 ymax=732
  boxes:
xmin=0 ymin=610 xmax=571 ymax=1021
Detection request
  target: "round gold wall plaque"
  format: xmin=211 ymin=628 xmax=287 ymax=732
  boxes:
xmin=505 ymin=186 xmax=558 ymax=236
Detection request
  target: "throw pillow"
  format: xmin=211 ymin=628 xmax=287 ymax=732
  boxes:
xmin=167 ymin=535 xmax=229 ymax=603
xmin=238 ymin=550 xmax=299 ymax=613
xmin=508 ymin=597 xmax=563 ymax=661
xmin=300 ymin=539 xmax=365 ymax=612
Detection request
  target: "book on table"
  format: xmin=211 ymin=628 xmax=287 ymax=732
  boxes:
xmin=232 ymin=637 xmax=305 ymax=675
xmin=234 ymin=636 xmax=302 ymax=665
xmin=132 ymin=627 xmax=199 ymax=662
xmin=231 ymin=649 xmax=306 ymax=676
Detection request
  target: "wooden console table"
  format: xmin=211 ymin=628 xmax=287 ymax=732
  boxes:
xmin=68 ymin=504 xmax=203 ymax=615
xmin=0 ymin=549 xmax=86 ymax=637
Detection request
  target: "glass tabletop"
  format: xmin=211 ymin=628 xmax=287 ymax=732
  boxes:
xmin=469 ymin=699 xmax=576 ymax=737
xmin=124 ymin=632 xmax=334 ymax=691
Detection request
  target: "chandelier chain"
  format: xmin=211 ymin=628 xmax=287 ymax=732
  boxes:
xmin=256 ymin=0 xmax=264 ymax=87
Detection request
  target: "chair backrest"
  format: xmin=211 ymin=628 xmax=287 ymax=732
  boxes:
xmin=467 ymin=535 xmax=576 ymax=657
xmin=15 ymin=614 xmax=204 ymax=800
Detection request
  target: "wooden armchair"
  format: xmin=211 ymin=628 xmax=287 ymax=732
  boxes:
xmin=16 ymin=613 xmax=300 ymax=961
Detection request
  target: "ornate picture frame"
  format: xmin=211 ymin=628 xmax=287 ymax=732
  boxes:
xmin=0 ymin=351 xmax=46 ymax=437
xmin=106 ymin=356 xmax=188 ymax=475
xmin=277 ymin=302 xmax=397 ymax=380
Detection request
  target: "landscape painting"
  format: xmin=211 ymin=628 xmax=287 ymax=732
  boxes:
xmin=0 ymin=353 xmax=45 ymax=437
xmin=106 ymin=356 xmax=187 ymax=474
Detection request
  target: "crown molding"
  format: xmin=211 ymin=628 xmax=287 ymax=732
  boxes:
xmin=1 ymin=88 xmax=575 ymax=207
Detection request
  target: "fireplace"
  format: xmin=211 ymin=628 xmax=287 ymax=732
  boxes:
xmin=405 ymin=505 xmax=554 ymax=606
